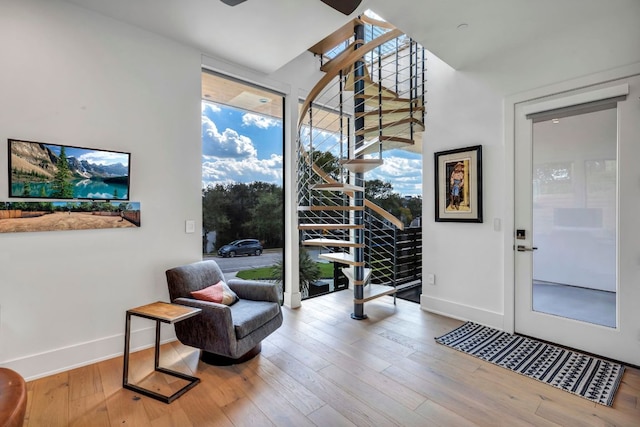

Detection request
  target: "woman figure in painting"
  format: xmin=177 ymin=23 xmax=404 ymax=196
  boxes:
xmin=449 ymin=162 xmax=464 ymax=210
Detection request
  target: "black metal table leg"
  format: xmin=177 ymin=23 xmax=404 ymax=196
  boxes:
xmin=122 ymin=304 xmax=201 ymax=403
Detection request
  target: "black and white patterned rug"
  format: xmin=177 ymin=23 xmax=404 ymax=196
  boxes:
xmin=435 ymin=322 xmax=625 ymax=406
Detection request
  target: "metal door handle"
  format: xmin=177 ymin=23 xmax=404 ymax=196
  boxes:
xmin=517 ymin=245 xmax=538 ymax=252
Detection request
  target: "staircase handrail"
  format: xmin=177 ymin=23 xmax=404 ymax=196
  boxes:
xmin=364 ymin=199 xmax=404 ymax=229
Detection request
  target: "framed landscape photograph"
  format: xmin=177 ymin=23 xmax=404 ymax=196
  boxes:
xmin=434 ymin=145 xmax=483 ymax=222
xmin=8 ymin=139 xmax=130 ymax=201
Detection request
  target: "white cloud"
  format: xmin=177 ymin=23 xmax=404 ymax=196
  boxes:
xmin=368 ymin=155 xmax=423 ymax=196
xmin=202 ymin=115 xmax=257 ymax=158
xmin=77 ymin=151 xmax=129 ymax=167
xmin=202 ymin=102 xmax=221 ymax=114
xmin=202 ymin=154 xmax=283 ymax=187
xmin=375 ymin=156 xmax=422 ymax=177
xmin=242 ymin=113 xmax=280 ymax=129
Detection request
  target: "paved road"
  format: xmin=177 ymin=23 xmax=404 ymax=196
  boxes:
xmin=205 ymin=249 xmax=283 ymax=273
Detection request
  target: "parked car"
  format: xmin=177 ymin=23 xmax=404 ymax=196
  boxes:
xmin=218 ymin=239 xmax=263 ymax=257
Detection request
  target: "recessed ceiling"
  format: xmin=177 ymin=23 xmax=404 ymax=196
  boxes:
xmin=62 ymin=0 xmax=640 ymax=94
xmin=202 ymin=71 xmax=283 ymax=118
xmin=62 ymin=0 xmax=357 ymax=74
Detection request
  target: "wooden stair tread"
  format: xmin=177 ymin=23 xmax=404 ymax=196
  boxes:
xmin=355 ymin=92 xmax=420 ymax=103
xmin=356 ymin=106 xmax=425 ymax=118
xmin=356 ymin=95 xmax=421 ymax=110
xmin=353 ymin=284 xmax=397 ymax=303
xmin=308 ymin=18 xmax=363 ymax=55
xmin=339 ymin=158 xmax=383 ymax=173
xmin=355 ymin=136 xmax=415 ymax=156
xmin=355 ymin=117 xmax=424 ymax=137
xmin=380 ymin=135 xmax=416 ymax=143
xmin=347 ymin=76 xmax=399 ymax=98
xmin=363 ymin=81 xmax=399 ymax=99
xmin=312 ymin=183 xmax=364 ymax=192
xmin=361 ymin=111 xmax=424 ymax=127
xmin=355 ymin=93 xmax=406 ymax=103
xmin=298 ymin=223 xmax=363 ymax=230
xmin=318 ymin=252 xmax=363 ymax=266
xmin=302 ymin=238 xmax=363 ymax=248
xmin=342 ymin=267 xmax=372 ymax=285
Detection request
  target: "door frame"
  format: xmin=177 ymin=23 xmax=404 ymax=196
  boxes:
xmin=503 ymin=63 xmax=640 ymax=335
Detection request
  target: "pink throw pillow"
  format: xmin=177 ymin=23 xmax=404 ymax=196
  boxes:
xmin=191 ymin=281 xmax=238 ymax=305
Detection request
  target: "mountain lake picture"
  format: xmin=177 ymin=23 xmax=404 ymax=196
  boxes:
xmin=9 ymin=139 xmax=130 ymax=200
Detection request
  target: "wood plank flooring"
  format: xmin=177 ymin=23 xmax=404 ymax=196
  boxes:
xmin=24 ymin=291 xmax=640 ymax=426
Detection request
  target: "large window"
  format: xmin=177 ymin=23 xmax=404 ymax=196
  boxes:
xmin=201 ymin=70 xmax=285 ymax=294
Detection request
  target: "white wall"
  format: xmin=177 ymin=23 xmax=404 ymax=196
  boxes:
xmin=0 ymin=0 xmax=203 ymax=379
xmin=420 ymin=52 xmax=505 ymax=328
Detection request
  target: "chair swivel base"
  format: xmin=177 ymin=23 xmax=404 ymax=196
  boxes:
xmin=200 ymin=343 xmax=262 ymax=366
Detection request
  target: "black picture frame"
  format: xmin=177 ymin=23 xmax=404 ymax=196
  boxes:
xmin=434 ymin=145 xmax=483 ymax=222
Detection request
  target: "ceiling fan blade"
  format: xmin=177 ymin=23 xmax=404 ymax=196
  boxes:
xmin=220 ymin=0 xmax=247 ymax=6
xmin=320 ymin=0 xmax=362 ymax=15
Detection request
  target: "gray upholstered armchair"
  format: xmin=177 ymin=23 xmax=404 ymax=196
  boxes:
xmin=166 ymin=260 xmax=283 ymax=365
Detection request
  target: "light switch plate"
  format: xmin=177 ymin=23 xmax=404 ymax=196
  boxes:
xmin=185 ymin=220 xmax=195 ymax=233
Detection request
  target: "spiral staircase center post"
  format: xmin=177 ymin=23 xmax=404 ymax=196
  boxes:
xmin=351 ymin=21 xmax=367 ymax=320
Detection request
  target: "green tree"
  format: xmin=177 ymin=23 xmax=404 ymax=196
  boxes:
xmin=405 ymin=196 xmax=422 ymax=225
xmin=202 ymin=184 xmax=231 ymax=252
xmin=78 ymin=202 xmax=93 ymax=212
xmin=365 ymin=179 xmax=394 ymax=200
xmin=312 ymin=149 xmax=341 ymax=180
xmin=38 ymin=201 xmax=53 ymax=211
xmin=202 ymin=181 xmax=285 ymax=252
xmin=365 ymin=179 xmax=418 ymax=226
xmin=51 ymin=146 xmax=73 ymax=198
xmin=22 ymin=182 xmax=31 ymax=197
xmin=250 ymin=190 xmax=283 ymax=248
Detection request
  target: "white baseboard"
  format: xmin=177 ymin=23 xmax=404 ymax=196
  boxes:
xmin=2 ymin=326 xmax=177 ymax=381
xmin=420 ymin=295 xmax=504 ymax=330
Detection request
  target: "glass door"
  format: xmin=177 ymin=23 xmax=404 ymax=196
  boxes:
xmin=514 ymin=76 xmax=640 ymax=365
xmin=530 ymin=106 xmax=617 ymax=327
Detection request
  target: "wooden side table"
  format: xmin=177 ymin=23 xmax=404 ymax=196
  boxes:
xmin=123 ymin=301 xmax=202 ymax=403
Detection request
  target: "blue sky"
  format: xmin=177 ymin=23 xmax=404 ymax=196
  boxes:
xmin=202 ymin=102 xmax=283 ymax=188
xmin=201 ymin=102 xmax=422 ymax=196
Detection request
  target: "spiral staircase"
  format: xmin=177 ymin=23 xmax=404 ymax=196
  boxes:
xmin=297 ymin=14 xmax=425 ymax=319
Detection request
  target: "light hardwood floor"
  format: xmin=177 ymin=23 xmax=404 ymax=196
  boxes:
xmin=24 ymin=291 xmax=640 ymax=426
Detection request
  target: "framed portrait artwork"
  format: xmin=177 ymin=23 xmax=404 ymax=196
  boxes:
xmin=434 ymin=145 xmax=483 ymax=222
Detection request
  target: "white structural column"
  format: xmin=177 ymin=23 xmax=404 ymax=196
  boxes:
xmin=283 ymin=91 xmax=301 ymax=308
